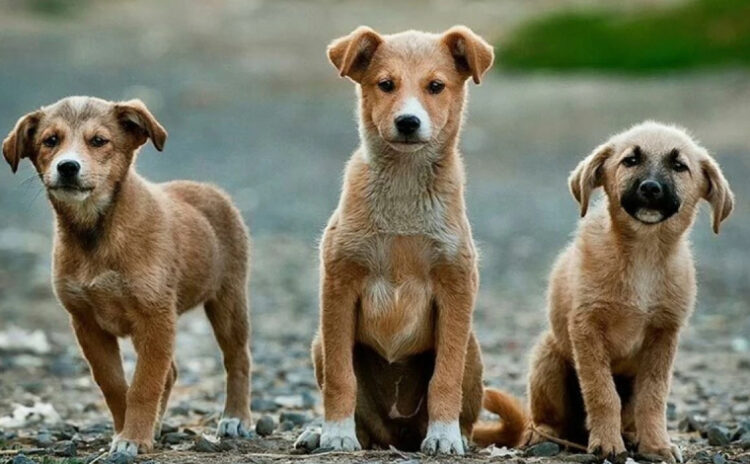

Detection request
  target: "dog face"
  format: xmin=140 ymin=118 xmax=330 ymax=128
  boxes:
xmin=3 ymin=96 xmax=166 ymax=209
xmin=327 ymin=26 xmax=493 ymax=154
xmin=570 ymin=121 xmax=734 ymax=234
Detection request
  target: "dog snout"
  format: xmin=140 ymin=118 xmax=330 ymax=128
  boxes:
xmin=57 ymin=160 xmax=81 ymax=179
xmin=395 ymin=115 xmax=421 ymax=136
xmin=638 ymin=180 xmax=663 ymax=201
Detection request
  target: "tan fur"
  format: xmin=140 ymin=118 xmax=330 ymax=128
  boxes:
xmin=477 ymin=122 xmax=734 ymax=462
xmin=2 ymin=97 xmax=252 ymax=454
xmin=312 ymin=26 xmax=493 ymax=453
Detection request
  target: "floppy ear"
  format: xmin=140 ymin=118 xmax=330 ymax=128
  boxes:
xmin=701 ymin=155 xmax=734 ymax=234
xmin=114 ymin=99 xmax=167 ymax=151
xmin=442 ymin=26 xmax=495 ymax=84
xmin=569 ymin=142 xmax=613 ymax=217
xmin=2 ymin=111 xmax=42 ymax=174
xmin=327 ymin=26 xmax=383 ymax=83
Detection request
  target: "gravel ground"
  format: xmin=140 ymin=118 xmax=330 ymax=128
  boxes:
xmin=0 ymin=1 xmax=749 ymax=463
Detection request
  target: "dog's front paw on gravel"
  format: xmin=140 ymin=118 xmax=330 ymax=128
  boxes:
xmin=421 ymin=421 xmax=465 ymax=455
xmin=110 ymin=435 xmax=151 ymax=456
xmin=638 ymin=443 xmax=683 ymax=463
xmin=589 ymin=432 xmax=627 ymax=463
xmin=217 ymin=416 xmax=252 ymax=438
xmin=319 ymin=418 xmax=361 ymax=451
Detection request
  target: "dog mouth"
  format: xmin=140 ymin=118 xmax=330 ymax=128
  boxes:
xmin=385 ymin=139 xmax=428 ymax=152
xmin=47 ymin=184 xmax=95 ymax=200
xmin=621 ymin=199 xmax=680 ymax=225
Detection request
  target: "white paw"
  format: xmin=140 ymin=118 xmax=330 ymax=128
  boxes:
xmin=421 ymin=420 xmax=465 ymax=455
xmin=217 ymin=416 xmax=252 ymax=438
xmin=320 ymin=417 xmax=361 ymax=451
xmin=671 ymin=444 xmax=684 ymax=463
xmin=110 ymin=437 xmax=139 ymax=456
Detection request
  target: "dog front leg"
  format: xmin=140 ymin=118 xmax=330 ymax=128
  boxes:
xmin=111 ymin=311 xmax=176 ymax=456
xmin=634 ymin=328 xmax=682 ymax=463
xmin=71 ymin=314 xmax=128 ymax=433
xmin=319 ymin=270 xmax=361 ymax=451
xmin=570 ymin=308 xmax=627 ymax=461
xmin=422 ymin=263 xmax=477 ymax=455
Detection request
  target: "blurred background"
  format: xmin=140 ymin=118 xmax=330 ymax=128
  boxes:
xmin=0 ymin=0 xmax=748 ymax=460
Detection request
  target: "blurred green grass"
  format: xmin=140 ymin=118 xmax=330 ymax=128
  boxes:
xmin=497 ymin=0 xmax=750 ymax=73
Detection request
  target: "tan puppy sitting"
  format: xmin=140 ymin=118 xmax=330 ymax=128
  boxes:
xmin=474 ymin=122 xmax=734 ymax=463
xmin=2 ymin=97 xmax=252 ymax=457
xmin=295 ymin=26 xmax=493 ymax=455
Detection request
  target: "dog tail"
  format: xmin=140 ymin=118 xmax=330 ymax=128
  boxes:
xmin=472 ymin=388 xmax=529 ymax=448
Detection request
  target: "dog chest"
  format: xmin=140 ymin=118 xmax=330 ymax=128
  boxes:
xmin=355 ymin=235 xmax=436 ymax=362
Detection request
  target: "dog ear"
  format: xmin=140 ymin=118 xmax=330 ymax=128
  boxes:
xmin=114 ymin=99 xmax=167 ymax=151
xmin=569 ymin=143 xmax=613 ymax=217
xmin=701 ymin=155 xmax=734 ymax=234
xmin=442 ymin=26 xmax=495 ymax=84
xmin=2 ymin=110 xmax=42 ymax=174
xmin=327 ymin=26 xmax=383 ymax=83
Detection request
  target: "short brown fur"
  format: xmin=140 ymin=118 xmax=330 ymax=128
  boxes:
xmin=305 ymin=26 xmax=494 ymax=455
xmin=475 ymin=122 xmax=734 ymax=462
xmin=3 ymin=97 xmax=253 ymax=455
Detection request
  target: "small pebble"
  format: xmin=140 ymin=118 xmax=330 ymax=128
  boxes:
xmin=162 ymin=431 xmax=191 ymax=444
xmin=279 ymin=420 xmax=296 ymax=432
xmin=525 ymin=441 xmax=560 ymax=457
xmin=11 ymin=454 xmax=35 ymax=464
xmin=280 ymin=411 xmax=310 ymax=427
xmin=712 ymin=453 xmax=727 ymax=464
xmin=739 ymin=433 xmax=750 ymax=450
xmin=679 ymin=415 xmax=703 ymax=433
xmin=255 ymin=415 xmax=276 ymax=436
xmin=707 ymin=425 xmax=731 ymax=446
xmin=250 ymin=398 xmax=278 ymax=413
xmin=53 ymin=440 xmax=77 ymax=457
xmin=193 ymin=436 xmax=221 ymax=453
xmin=105 ymin=451 xmax=135 ymax=464
xmin=36 ymin=431 xmax=54 ymax=447
xmin=564 ymin=454 xmax=599 ymax=464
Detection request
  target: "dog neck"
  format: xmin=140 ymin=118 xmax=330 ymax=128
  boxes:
xmin=51 ymin=169 xmax=149 ymax=252
xmin=356 ymin=135 xmax=464 ymax=236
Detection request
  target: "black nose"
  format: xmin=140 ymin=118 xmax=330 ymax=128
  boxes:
xmin=638 ymin=180 xmax=663 ymax=200
xmin=395 ymin=115 xmax=421 ymax=135
xmin=57 ymin=160 xmax=80 ymax=178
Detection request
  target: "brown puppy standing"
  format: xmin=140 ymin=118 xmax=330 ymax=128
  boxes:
xmin=474 ymin=122 xmax=734 ymax=463
xmin=296 ymin=27 xmax=493 ymax=454
xmin=2 ymin=97 xmax=253 ymax=456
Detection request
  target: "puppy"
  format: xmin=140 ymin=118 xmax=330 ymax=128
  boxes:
xmin=294 ymin=26 xmax=493 ymax=455
xmin=473 ymin=122 xmax=734 ymax=463
xmin=2 ymin=97 xmax=253 ymax=456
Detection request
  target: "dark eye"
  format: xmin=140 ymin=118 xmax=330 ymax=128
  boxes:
xmin=672 ymin=160 xmax=688 ymax=172
xmin=90 ymin=135 xmax=109 ymax=148
xmin=622 ymin=155 xmax=640 ymax=167
xmin=427 ymin=80 xmax=445 ymax=95
xmin=42 ymin=135 xmax=59 ymax=148
xmin=377 ymin=79 xmax=395 ymax=93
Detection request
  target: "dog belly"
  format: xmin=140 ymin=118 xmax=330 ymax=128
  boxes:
xmin=358 ymin=276 xmax=434 ymax=362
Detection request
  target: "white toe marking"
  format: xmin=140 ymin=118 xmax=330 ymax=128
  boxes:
xmin=217 ymin=416 xmax=250 ymax=438
xmin=421 ymin=420 xmax=464 ymax=455
xmin=320 ymin=416 xmax=361 ymax=451
xmin=110 ymin=437 xmax=139 ymax=456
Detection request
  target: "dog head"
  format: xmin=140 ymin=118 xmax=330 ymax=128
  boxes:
xmin=328 ymin=26 xmax=493 ymax=156
xmin=3 ymin=96 xmax=166 ymax=212
xmin=570 ymin=121 xmax=734 ymax=234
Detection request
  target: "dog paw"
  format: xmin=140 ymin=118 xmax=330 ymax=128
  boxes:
xmin=110 ymin=435 xmax=150 ymax=456
xmin=421 ymin=420 xmax=465 ymax=455
xmin=294 ymin=427 xmax=322 ymax=452
xmin=217 ymin=417 xmax=252 ymax=438
xmin=638 ymin=443 xmax=683 ymax=463
xmin=588 ymin=431 xmax=627 ymax=463
xmin=319 ymin=417 xmax=361 ymax=451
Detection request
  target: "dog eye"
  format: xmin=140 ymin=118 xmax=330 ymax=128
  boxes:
xmin=42 ymin=135 xmax=59 ymax=148
xmin=377 ymin=79 xmax=395 ymax=93
xmin=427 ymin=80 xmax=445 ymax=95
xmin=672 ymin=160 xmax=689 ymax=172
xmin=621 ymin=155 xmax=640 ymax=167
xmin=90 ymin=135 xmax=109 ymax=148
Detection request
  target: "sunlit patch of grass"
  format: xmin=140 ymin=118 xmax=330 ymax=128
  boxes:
xmin=497 ymin=0 xmax=750 ymax=73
